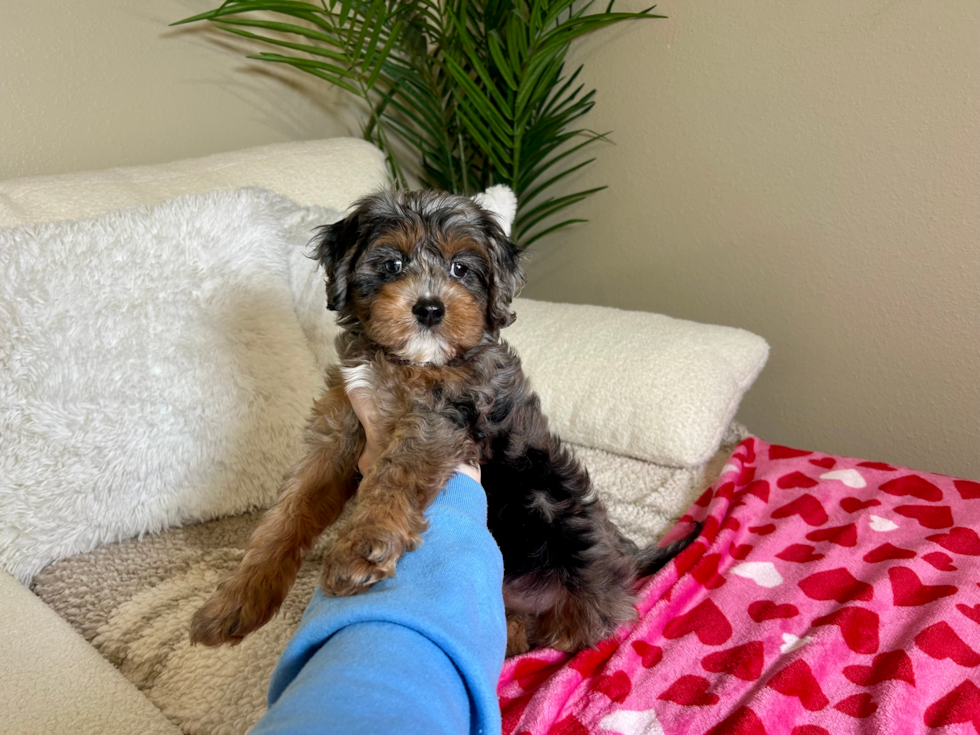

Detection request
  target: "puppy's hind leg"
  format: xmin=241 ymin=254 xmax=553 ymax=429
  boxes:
xmin=190 ymin=386 xmax=362 ymax=646
xmin=509 ymin=551 xmax=640 ymax=654
xmin=486 ymin=434 xmax=643 ymax=652
xmin=505 ymin=611 xmax=533 ymax=657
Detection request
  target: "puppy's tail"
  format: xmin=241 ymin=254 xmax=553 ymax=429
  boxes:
xmin=633 ymin=521 xmax=702 ymax=577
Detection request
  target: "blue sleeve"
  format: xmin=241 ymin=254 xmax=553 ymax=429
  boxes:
xmin=251 ymin=472 xmax=507 ymax=735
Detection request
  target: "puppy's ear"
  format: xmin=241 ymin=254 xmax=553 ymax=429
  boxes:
xmin=486 ymin=232 xmax=525 ymax=334
xmin=311 ymin=213 xmax=361 ymax=312
xmin=472 ymin=185 xmax=517 ymax=238
xmin=472 ymin=186 xmax=524 ymax=334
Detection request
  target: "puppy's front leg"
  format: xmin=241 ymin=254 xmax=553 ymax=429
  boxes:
xmin=190 ymin=386 xmax=362 ymax=646
xmin=320 ymin=414 xmax=466 ymax=597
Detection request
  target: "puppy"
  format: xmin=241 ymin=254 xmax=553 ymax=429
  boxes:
xmin=190 ymin=188 xmax=697 ymax=653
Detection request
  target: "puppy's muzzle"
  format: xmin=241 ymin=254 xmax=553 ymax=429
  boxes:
xmin=412 ymin=298 xmax=445 ymax=328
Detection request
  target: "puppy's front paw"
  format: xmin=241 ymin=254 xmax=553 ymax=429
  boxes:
xmin=319 ymin=528 xmax=419 ymax=597
xmin=190 ymin=576 xmax=282 ymax=647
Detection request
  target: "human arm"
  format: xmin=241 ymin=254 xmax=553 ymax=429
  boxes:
xmin=250 ymin=471 xmax=505 ymax=735
xmin=348 ymin=386 xmax=481 ymax=484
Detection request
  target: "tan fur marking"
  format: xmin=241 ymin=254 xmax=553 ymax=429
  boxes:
xmin=441 ymin=280 xmax=486 ymax=353
xmin=368 ymin=280 xmax=420 ymax=356
xmin=435 ymin=233 xmax=478 ymax=261
xmin=374 ymin=222 xmax=423 ymax=254
xmin=367 ymin=277 xmax=483 ymax=365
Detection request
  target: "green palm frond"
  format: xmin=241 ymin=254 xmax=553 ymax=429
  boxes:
xmin=174 ymin=0 xmax=664 ymax=245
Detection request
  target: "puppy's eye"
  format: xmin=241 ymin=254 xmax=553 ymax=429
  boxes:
xmin=450 ymin=262 xmax=469 ymax=278
xmin=383 ymin=259 xmax=403 ymax=274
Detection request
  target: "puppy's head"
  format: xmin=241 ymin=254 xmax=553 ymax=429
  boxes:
xmin=313 ymin=189 xmax=524 ymax=365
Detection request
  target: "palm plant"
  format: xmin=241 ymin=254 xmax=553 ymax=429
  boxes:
xmin=175 ymin=0 xmax=662 ymax=246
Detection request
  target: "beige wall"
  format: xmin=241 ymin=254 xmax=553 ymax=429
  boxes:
xmin=1 ymin=1 xmax=358 ymax=180
xmin=522 ymin=0 xmax=980 ymax=479
xmin=3 ymin=1 xmax=978 ymax=478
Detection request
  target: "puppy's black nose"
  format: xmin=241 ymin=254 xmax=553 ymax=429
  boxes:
xmin=412 ymin=298 xmax=445 ymax=327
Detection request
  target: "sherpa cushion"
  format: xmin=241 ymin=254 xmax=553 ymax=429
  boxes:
xmin=0 ymin=188 xmax=341 ymax=584
xmin=505 ymin=299 xmax=768 ymax=467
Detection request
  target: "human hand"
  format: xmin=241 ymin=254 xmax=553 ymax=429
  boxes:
xmin=346 ymin=387 xmax=383 ymax=477
xmin=347 ymin=388 xmax=481 ymax=484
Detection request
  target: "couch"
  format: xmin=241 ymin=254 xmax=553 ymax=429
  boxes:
xmin=12 ymin=139 xmax=972 ymax=735
xmin=1 ymin=138 xmax=770 ymax=734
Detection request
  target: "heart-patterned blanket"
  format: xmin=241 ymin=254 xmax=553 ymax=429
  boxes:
xmin=498 ymin=438 xmax=980 ymax=735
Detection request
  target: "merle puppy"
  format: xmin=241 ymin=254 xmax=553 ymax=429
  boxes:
xmin=190 ymin=188 xmax=697 ymax=653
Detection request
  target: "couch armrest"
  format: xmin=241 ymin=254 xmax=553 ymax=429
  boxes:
xmin=0 ymin=570 xmax=181 ymax=735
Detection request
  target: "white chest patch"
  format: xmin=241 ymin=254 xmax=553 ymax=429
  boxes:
xmin=341 ymin=364 xmax=377 ymax=395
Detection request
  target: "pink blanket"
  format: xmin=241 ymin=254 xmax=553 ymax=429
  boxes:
xmin=498 ymin=438 xmax=980 ymax=734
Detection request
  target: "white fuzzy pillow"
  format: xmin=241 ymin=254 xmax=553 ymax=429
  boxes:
xmin=506 ymin=299 xmax=768 ymax=468
xmin=0 ymin=189 xmax=340 ymax=583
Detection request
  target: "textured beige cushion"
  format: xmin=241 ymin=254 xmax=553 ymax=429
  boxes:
xmin=0 ymin=570 xmax=181 ymax=735
xmin=0 ymin=137 xmax=386 ymax=227
xmin=506 ymin=299 xmax=768 ymax=467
